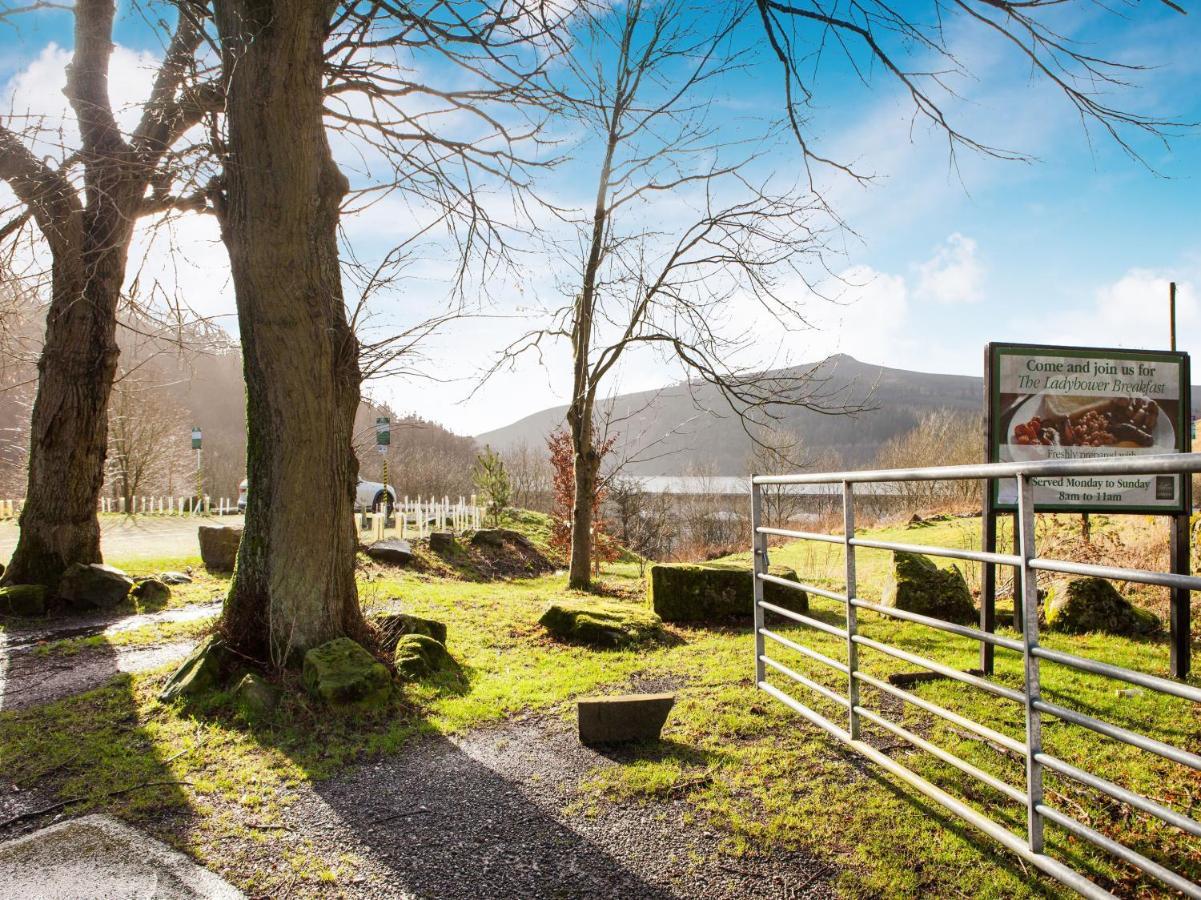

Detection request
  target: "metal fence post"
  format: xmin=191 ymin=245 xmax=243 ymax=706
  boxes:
xmin=751 ymin=478 xmax=766 ymax=686
xmin=1016 ymin=473 xmax=1044 ymax=853
xmin=843 ymin=481 xmax=860 ymax=738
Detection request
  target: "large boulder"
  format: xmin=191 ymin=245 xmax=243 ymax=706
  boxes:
xmin=393 ymin=633 xmax=457 ymax=681
xmin=0 ymin=584 xmax=46 ymax=617
xmin=375 ymin=612 xmax=448 ymax=649
xmin=58 ymin=563 xmax=133 ymax=610
xmin=302 ymin=637 xmax=391 ymax=712
xmin=647 ymin=561 xmax=807 ymax=623
xmin=1044 ymin=577 xmax=1159 ymax=636
xmin=159 ymin=635 xmax=233 ymax=702
xmin=365 ymin=539 xmax=413 ymax=567
xmin=539 ymin=600 xmax=664 ymax=648
xmin=198 ymin=525 xmax=242 ymax=573
xmin=131 ymin=578 xmax=171 ymax=609
xmin=881 ymin=551 xmax=976 ymax=626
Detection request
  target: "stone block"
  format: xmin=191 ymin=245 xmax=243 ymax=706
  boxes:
xmin=578 ymin=693 xmax=675 ymax=745
xmin=198 ymin=525 xmax=242 ymax=573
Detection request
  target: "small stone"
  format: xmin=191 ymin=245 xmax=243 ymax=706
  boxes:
xmin=58 ymin=563 xmax=134 ymax=610
xmin=393 ymin=633 xmax=456 ymax=681
xmin=159 ymin=635 xmax=232 ymax=702
xmin=198 ymin=525 xmax=242 ymax=573
xmin=232 ymin=673 xmax=280 ymax=720
xmin=0 ymin=584 xmax=46 ymax=617
xmin=302 ymin=637 xmax=391 ymax=712
xmin=578 ymin=693 xmax=675 ymax=745
xmin=375 ymin=612 xmax=448 ymax=649
xmin=365 ymin=540 xmax=413 ymax=567
xmin=1115 ymin=687 xmax=1145 ymax=699
xmin=428 ymin=531 xmax=455 ymax=554
xmin=159 ymin=571 xmax=193 ymax=585
xmin=131 ymin=578 xmax=171 ymax=608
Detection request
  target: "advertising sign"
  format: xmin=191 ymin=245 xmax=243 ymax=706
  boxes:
xmin=987 ymin=343 xmax=1190 ymax=513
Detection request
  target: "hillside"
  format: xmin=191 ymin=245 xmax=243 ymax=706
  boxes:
xmin=477 ymin=354 xmax=1201 ymax=475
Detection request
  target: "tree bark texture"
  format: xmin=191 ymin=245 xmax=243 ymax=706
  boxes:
xmin=213 ymin=0 xmax=366 ymax=664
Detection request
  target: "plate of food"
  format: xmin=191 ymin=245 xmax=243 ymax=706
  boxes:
xmin=1004 ymin=395 xmax=1173 ymax=461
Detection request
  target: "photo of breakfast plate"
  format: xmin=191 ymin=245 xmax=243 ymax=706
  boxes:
xmin=1002 ymin=395 xmax=1174 ymax=462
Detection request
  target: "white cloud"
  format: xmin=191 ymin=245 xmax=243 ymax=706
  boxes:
xmin=914 ymin=233 xmax=984 ymax=305
xmin=1040 ymin=269 xmax=1197 ymax=352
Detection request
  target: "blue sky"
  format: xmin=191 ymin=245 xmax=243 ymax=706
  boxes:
xmin=2 ymin=2 xmax=1199 ymax=435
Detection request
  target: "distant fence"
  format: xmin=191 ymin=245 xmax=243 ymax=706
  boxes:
xmin=0 ymin=496 xmax=234 ymax=520
xmin=360 ymin=496 xmax=484 ymax=539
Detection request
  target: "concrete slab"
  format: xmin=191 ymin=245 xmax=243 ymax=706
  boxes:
xmin=0 ymin=814 xmax=244 ymax=899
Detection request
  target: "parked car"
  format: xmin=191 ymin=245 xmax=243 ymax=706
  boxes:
xmin=236 ymin=478 xmax=397 ymax=513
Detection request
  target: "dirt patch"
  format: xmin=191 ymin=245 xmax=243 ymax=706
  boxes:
xmin=362 ymin=530 xmax=558 ymax=582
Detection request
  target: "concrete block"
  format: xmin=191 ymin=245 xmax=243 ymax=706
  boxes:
xmin=578 ymin=692 xmax=674 ymax=745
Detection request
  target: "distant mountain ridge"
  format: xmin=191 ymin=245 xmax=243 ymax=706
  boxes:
xmin=476 ymin=355 xmax=1201 ymax=476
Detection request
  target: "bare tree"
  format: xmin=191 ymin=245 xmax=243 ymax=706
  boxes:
xmin=209 ymin=0 xmax=564 ymax=664
xmin=501 ymin=440 xmax=554 ymax=512
xmin=491 ymin=0 xmax=847 ymax=589
xmin=105 ymin=364 xmax=192 ymax=510
xmin=754 ymin=0 xmax=1188 ymax=188
xmin=607 ymin=475 xmax=675 ymax=576
xmin=874 ymin=408 xmax=983 ymax=513
xmin=0 ymin=0 xmax=217 ymax=589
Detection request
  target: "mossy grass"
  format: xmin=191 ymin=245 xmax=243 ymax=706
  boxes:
xmin=1 ymin=512 xmax=1197 ymax=897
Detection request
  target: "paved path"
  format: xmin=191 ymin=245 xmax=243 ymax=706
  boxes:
xmin=0 ymin=515 xmax=243 ymax=564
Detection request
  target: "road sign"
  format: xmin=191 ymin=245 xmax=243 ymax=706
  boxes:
xmin=375 ymin=416 xmax=390 ymax=450
xmin=191 ymin=427 xmax=202 ymax=451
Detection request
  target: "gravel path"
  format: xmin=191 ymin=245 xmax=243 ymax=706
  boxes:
xmin=281 ymin=715 xmax=836 ymax=899
xmin=0 ymin=602 xmax=219 ymax=711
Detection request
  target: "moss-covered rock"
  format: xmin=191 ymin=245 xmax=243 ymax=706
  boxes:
xmin=0 ymin=584 xmax=46 ymax=617
xmin=159 ymin=635 xmax=233 ymax=702
xmin=539 ymin=601 xmax=664 ymax=648
xmin=647 ymin=561 xmax=807 ymax=623
xmin=375 ymin=612 xmax=448 ymax=650
xmin=232 ymin=672 xmax=280 ymax=721
xmin=393 ymin=633 xmax=457 ymax=680
xmin=58 ymin=563 xmax=133 ymax=610
xmin=881 ymin=551 xmax=976 ymax=626
xmin=131 ymin=578 xmax=171 ymax=609
xmin=1044 ymin=577 xmax=1160 ymax=636
xmin=302 ymin=637 xmax=391 ymax=711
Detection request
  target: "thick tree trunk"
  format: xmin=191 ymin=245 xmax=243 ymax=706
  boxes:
xmin=214 ymin=0 xmax=366 ymax=665
xmin=2 ymin=253 xmax=122 ymax=588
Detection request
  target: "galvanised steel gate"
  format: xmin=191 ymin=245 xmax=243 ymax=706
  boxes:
xmin=750 ymin=454 xmax=1201 ymax=899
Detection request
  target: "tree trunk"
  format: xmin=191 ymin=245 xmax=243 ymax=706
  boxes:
xmin=213 ymin=0 xmax=366 ymax=665
xmin=567 ymin=403 xmax=599 ymax=590
xmin=2 ymin=252 xmax=123 ymax=588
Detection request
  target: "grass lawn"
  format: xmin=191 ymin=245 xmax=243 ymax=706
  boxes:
xmin=1 ymin=514 xmax=1197 ymax=897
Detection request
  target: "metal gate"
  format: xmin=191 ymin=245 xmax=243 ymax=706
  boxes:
xmin=750 ymin=454 xmax=1201 ymax=899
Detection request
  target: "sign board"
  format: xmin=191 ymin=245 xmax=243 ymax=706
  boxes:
xmin=375 ymin=416 xmax=390 ymax=451
xmin=191 ymin=427 xmax=202 ymax=451
xmin=987 ymin=343 xmax=1190 ymax=513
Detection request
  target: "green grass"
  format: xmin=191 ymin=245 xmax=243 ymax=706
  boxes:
xmin=1 ymin=514 xmax=1198 ymax=898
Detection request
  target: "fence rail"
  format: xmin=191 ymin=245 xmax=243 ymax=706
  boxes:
xmin=750 ymin=452 xmax=1201 ymax=900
